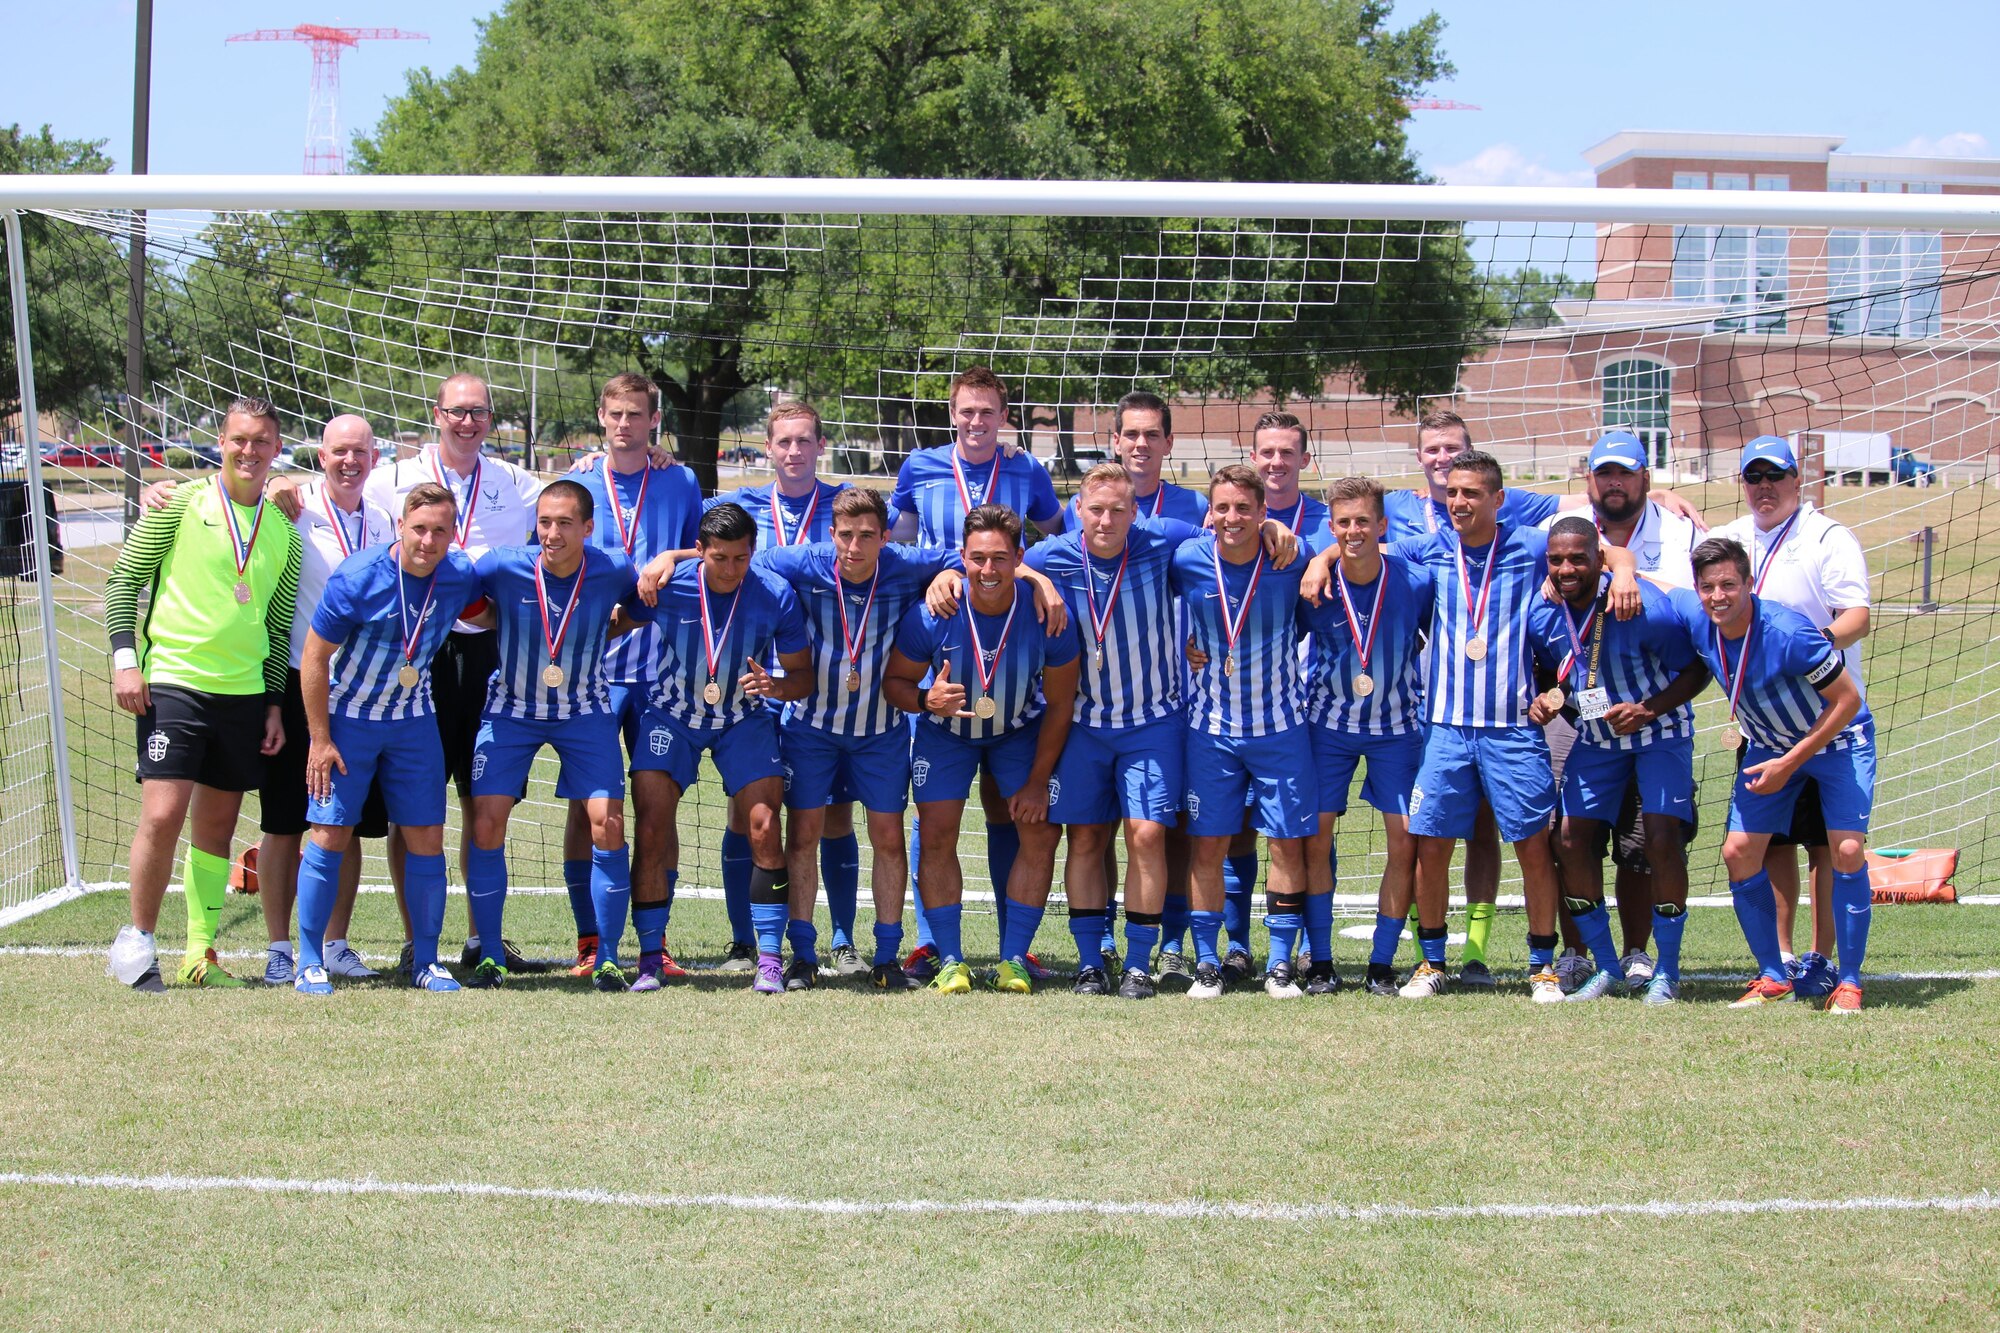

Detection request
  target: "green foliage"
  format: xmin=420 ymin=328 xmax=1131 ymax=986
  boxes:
xmin=1485 ymin=266 xmax=1595 ymax=330
xmin=0 ymin=125 xmax=121 ymax=424
xmin=163 ymin=447 xmax=196 ymax=470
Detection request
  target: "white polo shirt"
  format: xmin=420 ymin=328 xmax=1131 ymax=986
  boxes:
xmin=1712 ymin=500 xmax=1870 ymax=698
xmin=1542 ymin=499 xmax=1700 ymax=590
xmin=288 ymin=479 xmax=396 ymax=668
xmin=364 ymin=443 xmax=543 ymax=633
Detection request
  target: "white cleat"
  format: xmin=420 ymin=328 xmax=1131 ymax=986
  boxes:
xmin=1398 ymin=962 xmax=1449 ymax=1000
xmin=1529 ymin=969 xmax=1566 ymax=1004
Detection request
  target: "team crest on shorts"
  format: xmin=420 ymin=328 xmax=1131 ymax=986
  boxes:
xmin=1185 ymin=790 xmax=1200 ymax=820
xmin=145 ymin=730 xmax=169 ymax=764
xmin=781 ymin=763 xmax=793 ymax=791
xmin=649 ymin=728 xmax=671 ymax=756
xmin=1408 ymin=783 xmax=1424 ymax=818
xmin=471 ymin=752 xmax=487 ymax=781
xmin=911 ymin=756 xmax=931 ymax=788
xmin=1047 ymin=776 xmax=1060 ymax=805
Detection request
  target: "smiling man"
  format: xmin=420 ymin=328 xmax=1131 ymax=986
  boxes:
xmin=1063 ymin=391 xmax=1208 ymax=528
xmin=105 ymin=398 xmax=303 ymax=993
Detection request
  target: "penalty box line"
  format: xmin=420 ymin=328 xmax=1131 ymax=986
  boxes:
xmin=0 ymin=1170 xmax=1994 ymax=1226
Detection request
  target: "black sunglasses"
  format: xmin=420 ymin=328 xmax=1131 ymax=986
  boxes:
xmin=1742 ymin=468 xmax=1795 ymax=485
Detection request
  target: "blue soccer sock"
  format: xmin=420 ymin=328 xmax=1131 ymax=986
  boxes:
xmin=1069 ymin=907 xmax=1106 ymax=968
xmin=563 ymin=856 xmax=595 ymax=939
xmin=1651 ymin=903 xmax=1687 ymax=981
xmin=294 ymin=840 xmax=343 ymax=972
xmin=465 ymin=845 xmax=510 ymax=967
xmin=1527 ymin=932 xmax=1558 ymax=973
xmin=987 ymin=822 xmax=1020 ymax=944
xmin=1729 ymin=868 xmax=1787 ymax=981
xmin=872 ymin=920 xmax=904 ymax=968
xmin=590 ymin=844 xmax=631 ymax=968
xmin=748 ymin=863 xmax=789 ymax=958
xmin=1189 ymin=909 xmax=1224 ymax=968
xmin=1304 ymin=892 xmax=1334 ymax=965
xmin=787 ymin=916 xmax=821 ymax=969
xmin=721 ymin=830 xmax=754 ymax=947
xmin=633 ymin=901 xmax=670 ymax=956
xmin=1370 ymin=912 xmax=1405 ymax=968
xmin=1564 ymin=896 xmax=1625 ymax=980
xmin=1100 ymin=895 xmax=1119 ymax=956
xmin=1264 ymin=893 xmax=1304 ymax=974
xmin=1222 ymin=853 xmax=1258 ymax=949
xmin=1160 ymin=891 xmax=1189 ymax=955
xmin=1123 ymin=911 xmax=1161 ymax=976
xmin=1418 ymin=923 xmax=1449 ymax=967
xmin=821 ymin=832 xmax=861 ymax=951
xmin=910 ymin=817 xmax=935 ymax=950
xmin=405 ymin=852 xmax=448 ymax=973
xmin=1832 ymin=866 xmax=1872 ymax=986
xmin=659 ymin=868 xmax=678 ymax=926
xmin=1000 ymin=898 xmax=1046 ymax=964
xmin=924 ymin=902 xmax=965 ymax=964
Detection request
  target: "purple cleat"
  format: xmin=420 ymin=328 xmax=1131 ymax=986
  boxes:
xmin=630 ymin=952 xmax=667 ymax=993
xmin=754 ymin=952 xmax=785 ymax=995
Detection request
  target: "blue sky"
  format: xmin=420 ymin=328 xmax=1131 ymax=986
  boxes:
xmin=2 ymin=0 xmax=1993 ymax=180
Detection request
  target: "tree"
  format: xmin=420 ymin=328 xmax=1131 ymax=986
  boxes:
xmin=1486 ymin=266 xmax=1595 ymax=330
xmin=322 ymin=0 xmax=1485 ymax=490
xmin=0 ymin=126 xmax=121 ymax=427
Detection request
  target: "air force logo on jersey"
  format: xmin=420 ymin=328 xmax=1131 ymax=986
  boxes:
xmin=912 ymin=755 xmax=932 ymax=788
xmin=649 ymin=727 xmax=671 ymax=756
xmin=146 ymin=730 xmax=169 ymax=764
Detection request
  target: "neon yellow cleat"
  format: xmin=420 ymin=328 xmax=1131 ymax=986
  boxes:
xmin=992 ymin=958 xmax=1033 ymax=994
xmin=176 ymin=948 xmax=247 ymax=989
xmin=930 ymin=960 xmax=973 ymax=994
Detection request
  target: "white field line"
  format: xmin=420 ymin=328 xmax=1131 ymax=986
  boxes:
xmin=0 ymin=1170 xmax=1992 ymax=1226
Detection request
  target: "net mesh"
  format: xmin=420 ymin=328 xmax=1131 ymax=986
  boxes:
xmin=4 ymin=198 xmax=1997 ymax=924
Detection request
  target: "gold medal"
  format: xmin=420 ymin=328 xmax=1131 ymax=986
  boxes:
xmin=1353 ymin=672 xmax=1374 ymax=698
xmin=974 ymin=696 xmax=998 ymax=720
xmin=542 ymin=663 xmax=566 ymax=688
xmin=844 ymin=670 xmax=861 ymax=693
xmin=234 ymin=580 xmax=253 ymax=605
xmin=1465 ymin=635 xmax=1487 ymax=661
xmin=397 ymin=664 xmax=420 ymax=689
xmin=1721 ymin=724 xmax=1743 ymax=750
xmin=1537 ymin=688 xmax=1565 ymax=713
xmin=1222 ymin=652 xmax=1235 ymax=677
xmin=703 ymin=680 xmax=724 ymax=706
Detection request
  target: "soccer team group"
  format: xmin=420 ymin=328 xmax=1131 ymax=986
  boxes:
xmin=102 ymin=365 xmax=1880 ymax=1011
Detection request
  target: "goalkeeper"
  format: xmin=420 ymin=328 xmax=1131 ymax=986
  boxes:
xmin=105 ymin=398 xmax=302 ymax=992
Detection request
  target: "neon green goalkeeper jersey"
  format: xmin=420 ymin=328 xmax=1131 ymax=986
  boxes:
xmin=105 ymin=477 xmax=301 ymax=699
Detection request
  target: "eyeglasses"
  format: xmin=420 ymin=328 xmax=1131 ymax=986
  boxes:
xmin=438 ymin=405 xmax=492 ymax=423
xmin=1742 ymin=469 xmax=1794 ymax=485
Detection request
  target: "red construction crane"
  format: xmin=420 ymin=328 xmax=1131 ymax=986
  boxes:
xmin=227 ymin=25 xmax=428 ymax=174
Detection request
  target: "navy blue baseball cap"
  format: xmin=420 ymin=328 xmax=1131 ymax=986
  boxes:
xmin=1739 ymin=435 xmax=1798 ymax=474
xmin=1588 ymin=430 xmax=1648 ymax=472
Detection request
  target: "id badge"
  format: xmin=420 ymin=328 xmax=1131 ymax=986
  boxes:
xmin=1574 ymin=687 xmax=1610 ymax=722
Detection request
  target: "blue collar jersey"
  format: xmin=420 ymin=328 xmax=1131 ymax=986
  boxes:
xmin=1384 ymin=486 xmax=1564 ymax=544
xmin=646 ymin=561 xmax=810 ymax=730
xmin=1668 ymin=590 xmax=1872 ymax=753
xmin=893 ymin=587 xmax=1080 ymax=741
xmin=570 ymin=460 xmax=703 ymax=685
xmin=475 ymin=544 xmax=652 ymax=721
xmin=1062 ymin=479 xmax=1208 ymax=529
xmin=890 ymin=445 xmax=1064 ymax=548
xmin=1526 ymin=577 xmax=1700 ymax=752
xmin=310 ymin=544 xmax=483 ymax=722
xmin=709 ymin=478 xmax=849 ymax=550
xmin=1305 ymin=552 xmax=1434 ymax=737
xmin=1169 ymin=534 xmax=1329 ymax=738
xmin=1391 ymin=520 xmax=1551 ymax=729
xmin=1265 ymin=493 xmax=1333 ymax=547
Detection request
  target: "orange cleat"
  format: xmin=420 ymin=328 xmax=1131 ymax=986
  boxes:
xmin=1824 ymin=981 xmax=1863 ymax=1014
xmin=1729 ymin=976 xmax=1796 ymax=1009
xmin=567 ymin=934 xmax=600 ymax=978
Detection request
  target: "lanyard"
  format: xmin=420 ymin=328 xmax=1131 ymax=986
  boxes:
xmin=697 ymin=565 xmax=742 ymax=683
xmin=318 ymin=485 xmax=366 ymax=558
xmin=1716 ymin=614 xmax=1758 ymax=726
xmin=1752 ymin=509 xmax=1801 ymax=592
xmin=219 ymin=483 xmax=266 ymax=579
xmin=395 ymin=546 xmax=438 ymax=669
xmin=428 ymin=451 xmax=481 ymax=549
xmin=1559 ymin=593 xmax=1605 ymax=687
xmin=964 ymin=596 xmax=1019 ymax=698
xmin=1083 ymin=546 xmax=1129 ymax=658
xmin=1212 ymin=547 xmax=1264 ymax=662
xmin=770 ymin=485 xmax=821 ymax=546
xmin=534 ymin=557 xmax=585 ymax=671
xmin=836 ymin=570 xmax=878 ymax=675
xmin=1455 ymin=538 xmax=1498 ymax=642
xmin=950 ymin=449 xmax=1001 ymax=519
xmin=1335 ymin=565 xmax=1387 ymax=672
xmin=602 ymin=460 xmax=650 ymax=556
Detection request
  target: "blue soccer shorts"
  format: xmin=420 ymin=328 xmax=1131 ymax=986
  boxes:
xmin=1729 ymin=733 xmax=1876 ymax=835
xmin=472 ymin=710 xmax=626 ymax=801
xmin=910 ymin=721 xmax=1041 ymax=805
xmin=1562 ymin=734 xmax=1696 ymax=825
xmin=1409 ymin=722 xmax=1557 ymax=843
xmin=309 ymin=711 xmax=448 ymax=828
xmin=1311 ymin=725 xmax=1424 ymax=818
xmin=1049 ymin=716 xmax=1183 ymax=826
xmin=630 ymin=706 xmax=785 ymax=796
xmin=1183 ymin=726 xmax=1317 ymax=839
xmin=781 ymin=717 xmax=911 ymax=814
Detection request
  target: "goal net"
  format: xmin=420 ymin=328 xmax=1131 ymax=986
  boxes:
xmin=3 ymin=178 xmax=1997 ymax=926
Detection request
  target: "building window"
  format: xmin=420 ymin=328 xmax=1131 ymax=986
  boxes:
xmin=1671 ymin=225 xmax=1790 ymax=331
xmin=1673 ymin=172 xmax=1707 ymax=190
xmin=1714 ymin=173 xmax=1751 ymax=190
xmin=1828 ymin=230 xmax=1944 ymax=337
xmin=1830 ymin=179 xmax=1864 ymax=192
xmin=1602 ymin=360 xmax=1672 ymax=469
xmin=1756 ymin=174 xmax=1790 ymax=190
xmin=1907 ymin=181 xmax=1943 ymax=194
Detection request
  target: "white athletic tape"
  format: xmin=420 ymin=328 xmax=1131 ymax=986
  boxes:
xmin=0 ymin=1170 xmax=1993 ymax=1226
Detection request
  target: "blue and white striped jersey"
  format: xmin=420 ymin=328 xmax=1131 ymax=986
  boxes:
xmin=570 ymin=460 xmax=703 ymax=686
xmin=894 ymin=589 xmax=1080 ymax=741
xmin=1170 ymin=534 xmax=1329 ymax=738
xmin=890 ymin=446 xmax=1063 ymax=547
xmin=1391 ymin=522 xmax=1550 ymax=729
xmin=475 ymin=545 xmax=652 ymax=721
xmin=1385 ymin=487 xmax=1563 ymax=543
xmin=708 ymin=478 xmax=849 ymax=550
xmin=310 ymin=544 xmax=483 ymax=722
xmin=1062 ymin=480 xmax=1208 ymax=529
xmin=647 ymin=562 xmax=810 ymax=731
xmin=1526 ymin=577 xmax=1699 ymax=751
xmin=752 ymin=543 xmax=960 ymax=737
xmin=1266 ymin=493 xmax=1333 ymax=547
xmin=1305 ymin=552 xmax=1434 ymax=737
xmin=1668 ymin=590 xmax=1872 ymax=753
xmin=1026 ymin=520 xmax=1204 ymax=729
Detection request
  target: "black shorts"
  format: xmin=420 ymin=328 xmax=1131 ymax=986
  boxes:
xmin=430 ymin=630 xmax=499 ymax=799
xmin=134 ymin=685 xmax=268 ymax=792
xmin=260 ymin=669 xmax=389 ymax=837
xmin=1770 ymin=776 xmax=1827 ymax=850
xmin=1606 ymin=780 xmax=1699 ymax=874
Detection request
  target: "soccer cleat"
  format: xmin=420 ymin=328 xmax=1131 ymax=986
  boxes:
xmin=717 ymin=941 xmax=758 ymax=973
xmin=901 ymin=943 xmax=942 ymax=983
xmin=108 ymin=924 xmax=160 ymax=988
xmin=1398 ymin=962 xmax=1448 ymax=1000
xmin=1072 ymin=966 xmax=1111 ymax=996
xmin=993 ymin=958 xmax=1034 ymax=993
xmin=1457 ymin=959 xmax=1496 ymax=990
xmin=262 ymin=950 xmax=295 ymax=986
xmin=130 ymin=965 xmax=167 ymax=994
xmin=1154 ymin=948 xmax=1194 ymax=990
xmin=1219 ymin=947 xmax=1254 ymax=987
xmin=783 ymin=957 xmax=819 ymax=992
xmin=466 ymin=958 xmax=507 ymax=989
xmin=1529 ymin=968 xmax=1565 ymax=1004
xmin=411 ymin=963 xmax=461 ymax=993
xmin=1620 ymin=950 xmax=1656 ymax=987
xmin=1264 ymin=960 xmax=1303 ymax=999
xmin=828 ymin=943 xmax=868 ymax=977
xmin=1565 ymin=969 xmax=1621 ymax=1002
xmin=324 ymin=943 xmax=378 ymax=979
xmin=1187 ymin=961 xmax=1225 ymax=1000
xmin=1824 ymin=981 xmax=1864 ymax=1015
xmin=293 ymin=965 xmax=334 ymax=997
xmin=567 ymin=934 xmax=601 ymax=978
xmin=630 ymin=955 xmax=667 ymax=993
xmin=754 ymin=954 xmax=785 ymax=995
xmin=462 ymin=938 xmax=548 ymax=974
xmin=930 ymin=960 xmax=973 ymax=995
xmin=655 ymin=949 xmax=690 ymax=979
xmin=396 ymin=941 xmax=415 ymax=981
xmin=592 ymin=960 xmax=629 ymax=993
xmin=1553 ymin=948 xmax=1592 ymax=994
xmin=1792 ymin=952 xmax=1836 ymax=1000
xmin=1024 ymin=953 xmax=1060 ymax=983
xmin=872 ymin=962 xmax=921 ymax=991
xmin=1098 ymin=948 xmax=1122 ymax=979
xmin=1304 ymin=961 xmax=1341 ymax=996
xmin=1641 ymin=974 xmax=1680 ymax=1006
xmin=1117 ymin=966 xmax=1156 ymax=1000
xmin=1729 ymin=976 xmax=1795 ymax=1008
xmin=176 ymin=949 xmax=247 ymax=989
xmin=1365 ymin=967 xmax=1400 ymax=999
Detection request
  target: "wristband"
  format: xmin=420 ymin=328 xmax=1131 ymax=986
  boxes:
xmin=113 ymin=648 xmax=139 ymax=672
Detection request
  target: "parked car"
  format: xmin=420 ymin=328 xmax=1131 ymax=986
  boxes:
xmin=1892 ymin=446 xmax=1936 ymax=487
